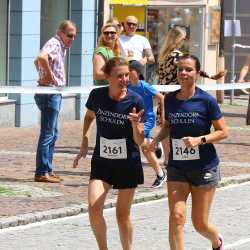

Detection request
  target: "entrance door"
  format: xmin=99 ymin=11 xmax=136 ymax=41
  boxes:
xmin=146 ymin=6 xmax=205 ymax=83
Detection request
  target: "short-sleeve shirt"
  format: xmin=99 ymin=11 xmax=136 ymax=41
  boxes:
xmin=128 ymin=80 xmax=157 ymax=122
xmin=119 ymin=34 xmax=152 ymax=61
xmin=93 ymin=47 xmax=114 ymax=86
xmin=86 ymin=87 xmax=144 ymax=168
xmin=165 ymin=87 xmax=223 ymax=171
xmin=41 ymin=35 xmax=67 ymax=86
xmin=158 ymin=50 xmax=183 ymax=85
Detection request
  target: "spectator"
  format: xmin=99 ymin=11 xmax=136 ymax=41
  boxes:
xmin=93 ymin=23 xmax=120 ymax=85
xmin=128 ymin=60 xmax=166 ymax=188
xmin=34 ymin=20 xmax=77 ymax=183
xmin=120 ymin=15 xmax=155 ymax=65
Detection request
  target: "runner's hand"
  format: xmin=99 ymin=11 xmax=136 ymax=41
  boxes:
xmin=148 ymin=139 xmax=158 ymax=152
xmin=182 ymin=136 xmax=200 ymax=148
xmin=128 ymin=107 xmax=144 ymax=124
xmin=73 ymin=136 xmax=88 ymax=168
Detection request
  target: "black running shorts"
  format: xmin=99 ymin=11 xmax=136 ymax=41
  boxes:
xmin=90 ymin=159 xmax=144 ymax=189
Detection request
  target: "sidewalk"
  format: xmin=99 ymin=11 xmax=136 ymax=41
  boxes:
xmin=0 ymin=95 xmax=250 ymax=229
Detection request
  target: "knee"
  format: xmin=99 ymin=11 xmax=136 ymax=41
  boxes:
xmin=116 ymin=209 xmax=130 ymax=225
xmin=192 ymin=218 xmax=208 ymax=234
xmin=88 ymin=203 xmax=103 ymax=219
xmin=169 ymin=210 xmax=185 ymax=227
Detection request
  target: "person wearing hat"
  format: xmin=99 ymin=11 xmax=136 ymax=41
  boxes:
xmin=128 ymin=60 xmax=166 ymax=188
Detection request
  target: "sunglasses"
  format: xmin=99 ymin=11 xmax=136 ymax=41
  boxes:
xmin=103 ymin=31 xmax=117 ymax=36
xmin=126 ymin=22 xmax=137 ymax=27
xmin=65 ymin=33 xmax=76 ymax=39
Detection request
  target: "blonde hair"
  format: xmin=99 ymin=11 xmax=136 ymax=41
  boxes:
xmin=159 ymin=26 xmax=186 ymax=63
xmin=106 ymin=17 xmax=120 ymax=25
xmin=98 ymin=23 xmax=120 ymax=56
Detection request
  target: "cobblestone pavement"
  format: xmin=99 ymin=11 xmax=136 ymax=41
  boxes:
xmin=0 ymin=96 xmax=249 ymax=227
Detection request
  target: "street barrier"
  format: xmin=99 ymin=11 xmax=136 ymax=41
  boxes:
xmin=0 ymin=83 xmax=250 ymax=94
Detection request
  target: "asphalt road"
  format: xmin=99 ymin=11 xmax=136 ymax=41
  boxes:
xmin=1 ymin=182 xmax=250 ymax=250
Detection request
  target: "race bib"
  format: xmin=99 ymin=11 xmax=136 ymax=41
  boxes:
xmin=100 ymin=137 xmax=127 ymax=159
xmin=172 ymin=139 xmax=200 ymax=161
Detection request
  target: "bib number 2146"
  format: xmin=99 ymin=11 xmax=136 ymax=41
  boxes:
xmin=172 ymin=139 xmax=200 ymax=161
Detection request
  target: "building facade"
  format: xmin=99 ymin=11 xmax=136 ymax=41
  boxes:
xmin=0 ymin=0 xmax=226 ymax=127
xmin=0 ymin=0 xmax=99 ymax=127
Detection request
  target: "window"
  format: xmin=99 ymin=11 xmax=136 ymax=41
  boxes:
xmin=0 ymin=0 xmax=9 ymax=97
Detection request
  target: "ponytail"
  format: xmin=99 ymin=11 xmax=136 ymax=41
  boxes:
xmin=200 ymin=70 xmax=226 ymax=80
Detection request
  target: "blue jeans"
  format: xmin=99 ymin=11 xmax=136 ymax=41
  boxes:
xmin=34 ymin=94 xmax=62 ymax=176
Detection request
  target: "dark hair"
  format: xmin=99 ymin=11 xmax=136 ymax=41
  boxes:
xmin=129 ymin=60 xmax=145 ymax=80
xmin=179 ymin=54 xmax=226 ymax=80
xmin=103 ymin=57 xmax=128 ymax=76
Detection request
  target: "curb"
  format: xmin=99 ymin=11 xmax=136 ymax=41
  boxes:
xmin=1 ymin=174 xmax=250 ymax=230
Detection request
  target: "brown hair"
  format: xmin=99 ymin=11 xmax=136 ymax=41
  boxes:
xmin=58 ymin=20 xmax=76 ymax=32
xmin=103 ymin=57 xmax=128 ymax=76
xmin=98 ymin=23 xmax=120 ymax=56
xmin=179 ymin=54 xmax=226 ymax=80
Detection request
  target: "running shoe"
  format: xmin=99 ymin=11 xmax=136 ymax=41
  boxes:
xmin=151 ymin=171 xmax=167 ymax=188
xmin=213 ymin=234 xmax=224 ymax=250
xmin=155 ymin=144 xmax=162 ymax=159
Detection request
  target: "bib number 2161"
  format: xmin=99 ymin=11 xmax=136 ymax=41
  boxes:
xmin=172 ymin=139 xmax=200 ymax=161
xmin=100 ymin=137 xmax=127 ymax=159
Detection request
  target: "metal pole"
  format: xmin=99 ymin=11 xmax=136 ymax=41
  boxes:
xmin=230 ymin=0 xmax=236 ymax=104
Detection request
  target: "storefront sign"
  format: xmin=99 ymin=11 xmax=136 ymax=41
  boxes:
xmin=110 ymin=0 xmax=148 ymax=5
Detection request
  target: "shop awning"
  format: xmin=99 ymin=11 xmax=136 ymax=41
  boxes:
xmin=110 ymin=0 xmax=148 ymax=5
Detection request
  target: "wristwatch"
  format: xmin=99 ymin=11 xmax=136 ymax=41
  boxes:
xmin=201 ymin=136 xmax=207 ymax=145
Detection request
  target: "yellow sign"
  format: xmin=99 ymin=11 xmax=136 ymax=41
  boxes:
xmin=110 ymin=0 xmax=147 ymax=5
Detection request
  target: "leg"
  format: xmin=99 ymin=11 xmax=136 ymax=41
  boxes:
xmin=116 ymin=188 xmax=136 ymax=250
xmin=47 ymin=94 xmax=62 ymax=173
xmin=141 ymin=139 xmax=163 ymax=176
xmin=35 ymin=94 xmax=61 ymax=176
xmin=191 ymin=186 xmax=221 ymax=249
xmin=161 ymin=137 xmax=170 ymax=164
xmin=48 ymin=111 xmax=59 ymax=173
xmin=88 ymin=179 xmax=110 ymax=250
xmin=167 ymin=181 xmax=190 ymax=250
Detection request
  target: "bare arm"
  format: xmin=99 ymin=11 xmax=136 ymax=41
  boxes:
xmin=93 ymin=54 xmax=106 ymax=80
xmin=154 ymin=120 xmax=170 ymax=144
xmin=140 ymin=48 xmax=155 ymax=65
xmin=34 ymin=51 xmax=55 ymax=85
xmin=154 ymin=92 xmax=165 ymax=125
xmin=182 ymin=117 xmax=229 ymax=148
xmin=238 ymin=55 xmax=250 ymax=82
xmin=73 ymin=109 xmax=96 ymax=168
xmin=128 ymin=107 xmax=144 ymax=146
xmin=148 ymin=120 xmax=170 ymax=152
